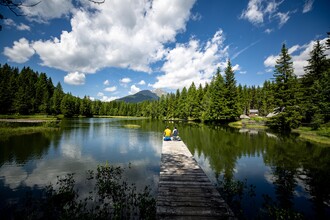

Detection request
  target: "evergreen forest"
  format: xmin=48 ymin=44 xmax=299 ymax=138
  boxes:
xmin=0 ymin=37 xmax=329 ymax=132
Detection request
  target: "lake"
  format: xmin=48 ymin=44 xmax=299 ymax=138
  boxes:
xmin=0 ymin=118 xmax=329 ymax=219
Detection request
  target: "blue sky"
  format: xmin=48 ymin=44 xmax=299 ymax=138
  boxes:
xmin=1 ymin=0 xmax=329 ymax=101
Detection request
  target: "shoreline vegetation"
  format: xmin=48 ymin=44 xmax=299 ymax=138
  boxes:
xmin=0 ymin=115 xmax=61 ymax=138
xmin=228 ymin=117 xmax=330 ymax=145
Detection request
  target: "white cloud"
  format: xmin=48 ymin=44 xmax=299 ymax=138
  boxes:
xmin=265 ymin=68 xmax=273 ymax=73
xmin=277 ymin=12 xmax=290 ymax=28
xmin=129 ymin=85 xmax=141 ymax=94
xmin=3 ymin=18 xmax=15 ymax=26
xmin=3 ymin=38 xmax=35 ymax=63
xmin=138 ymin=80 xmax=146 ymax=85
xmin=64 ymin=71 xmax=85 ymax=85
xmin=17 ymin=23 xmax=31 ymax=31
xmin=97 ymin=92 xmax=118 ymax=101
xmin=104 ymin=86 xmax=117 ymax=92
xmin=240 ymin=0 xmax=288 ymax=28
xmin=264 ymin=38 xmax=330 ymax=76
xmin=103 ymin=80 xmax=110 ymax=85
xmin=191 ymin=12 xmax=202 ymax=21
xmin=23 ymin=0 xmax=196 ymax=75
xmin=232 ymin=64 xmax=240 ymax=72
xmin=288 ymin=45 xmax=300 ymax=54
xmin=99 ymin=96 xmax=119 ymax=102
xmin=264 ymin=28 xmax=273 ymax=34
xmin=120 ymin=77 xmax=132 ymax=84
xmin=303 ymin=0 xmax=314 ymax=13
xmin=21 ymin=0 xmax=74 ymax=22
xmin=4 ymin=18 xmax=31 ymax=31
xmin=264 ymin=54 xmax=279 ymax=67
xmin=240 ymin=0 xmax=264 ymax=25
xmin=152 ymin=30 xmax=228 ymax=90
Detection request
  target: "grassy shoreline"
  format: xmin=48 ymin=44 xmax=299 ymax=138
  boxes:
xmin=0 ymin=115 xmax=61 ymax=138
xmin=292 ymin=127 xmax=330 ymax=145
xmin=229 ymin=118 xmax=330 ymax=145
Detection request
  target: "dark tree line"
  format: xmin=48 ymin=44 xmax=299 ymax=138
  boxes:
xmin=1 ymin=34 xmax=329 ymax=131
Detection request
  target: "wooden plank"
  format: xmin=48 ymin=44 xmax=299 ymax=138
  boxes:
xmin=157 ymin=140 xmax=235 ymax=219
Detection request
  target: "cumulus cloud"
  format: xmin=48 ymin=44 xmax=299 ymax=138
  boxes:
xmin=152 ymin=30 xmax=229 ymax=90
xmin=303 ymin=0 xmax=314 ymax=13
xmin=129 ymin=85 xmax=141 ymax=94
xmin=264 ymin=54 xmax=279 ymax=67
xmin=263 ymin=38 xmax=330 ymax=76
xmin=13 ymin=0 xmax=196 ymax=75
xmin=103 ymin=80 xmax=110 ymax=85
xmin=64 ymin=71 xmax=85 ymax=85
xmin=120 ymin=77 xmax=132 ymax=84
xmin=138 ymin=80 xmax=146 ymax=85
xmin=21 ymin=0 xmax=74 ymax=22
xmin=104 ymin=86 xmax=117 ymax=92
xmin=240 ymin=0 xmax=289 ymax=28
xmin=3 ymin=38 xmax=35 ymax=63
xmin=97 ymin=92 xmax=118 ymax=101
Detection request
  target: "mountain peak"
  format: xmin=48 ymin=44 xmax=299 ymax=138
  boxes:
xmin=152 ymin=88 xmax=167 ymax=97
xmin=116 ymin=90 xmax=159 ymax=103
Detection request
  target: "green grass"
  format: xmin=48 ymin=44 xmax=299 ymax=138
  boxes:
xmin=293 ymin=126 xmax=330 ymax=145
xmin=123 ymin=124 xmax=141 ymax=129
xmin=229 ymin=118 xmax=267 ymax=129
xmin=0 ymin=126 xmax=59 ymax=139
xmin=0 ymin=116 xmax=61 ymax=139
xmin=245 ymin=124 xmax=268 ymax=129
xmin=228 ymin=121 xmax=243 ymax=128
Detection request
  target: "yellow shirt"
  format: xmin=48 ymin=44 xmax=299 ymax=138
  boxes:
xmin=164 ymin=128 xmax=171 ymax=137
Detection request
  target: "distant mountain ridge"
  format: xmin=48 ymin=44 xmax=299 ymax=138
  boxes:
xmin=116 ymin=90 xmax=162 ymax=103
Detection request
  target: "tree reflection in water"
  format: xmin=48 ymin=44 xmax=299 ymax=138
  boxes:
xmin=180 ymin=123 xmax=330 ymax=219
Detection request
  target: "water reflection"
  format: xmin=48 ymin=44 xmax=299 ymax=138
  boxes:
xmin=0 ymin=119 xmax=329 ymax=218
xmin=180 ymin=124 xmax=330 ymax=219
xmin=0 ymin=118 xmax=163 ymax=212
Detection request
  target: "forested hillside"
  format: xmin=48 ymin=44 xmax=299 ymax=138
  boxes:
xmin=0 ymin=36 xmax=329 ymax=131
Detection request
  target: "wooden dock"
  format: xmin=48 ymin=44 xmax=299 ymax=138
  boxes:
xmin=157 ymin=140 xmax=235 ymax=219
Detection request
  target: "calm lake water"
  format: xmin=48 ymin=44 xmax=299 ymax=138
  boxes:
xmin=0 ymin=118 xmax=329 ymax=219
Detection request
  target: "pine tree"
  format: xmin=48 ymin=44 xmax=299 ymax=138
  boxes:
xmin=267 ymin=44 xmax=301 ymax=131
xmin=51 ymin=82 xmax=64 ymax=115
xmin=178 ymin=87 xmax=188 ymax=119
xmin=80 ymin=96 xmax=93 ymax=117
xmin=14 ymin=67 xmax=38 ymax=114
xmin=302 ymin=40 xmax=328 ymax=127
xmin=61 ymin=94 xmax=75 ymax=117
xmin=207 ymin=68 xmax=226 ymax=121
xmin=187 ymin=82 xmax=198 ymax=119
xmin=35 ymin=73 xmax=51 ymax=113
xmin=196 ymin=84 xmax=204 ymax=119
xmin=0 ymin=64 xmax=18 ymax=114
xmin=223 ymin=60 xmax=239 ymax=120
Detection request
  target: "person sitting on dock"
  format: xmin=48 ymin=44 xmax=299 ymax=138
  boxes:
xmin=172 ymin=126 xmax=180 ymax=141
xmin=163 ymin=126 xmax=172 ymax=141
